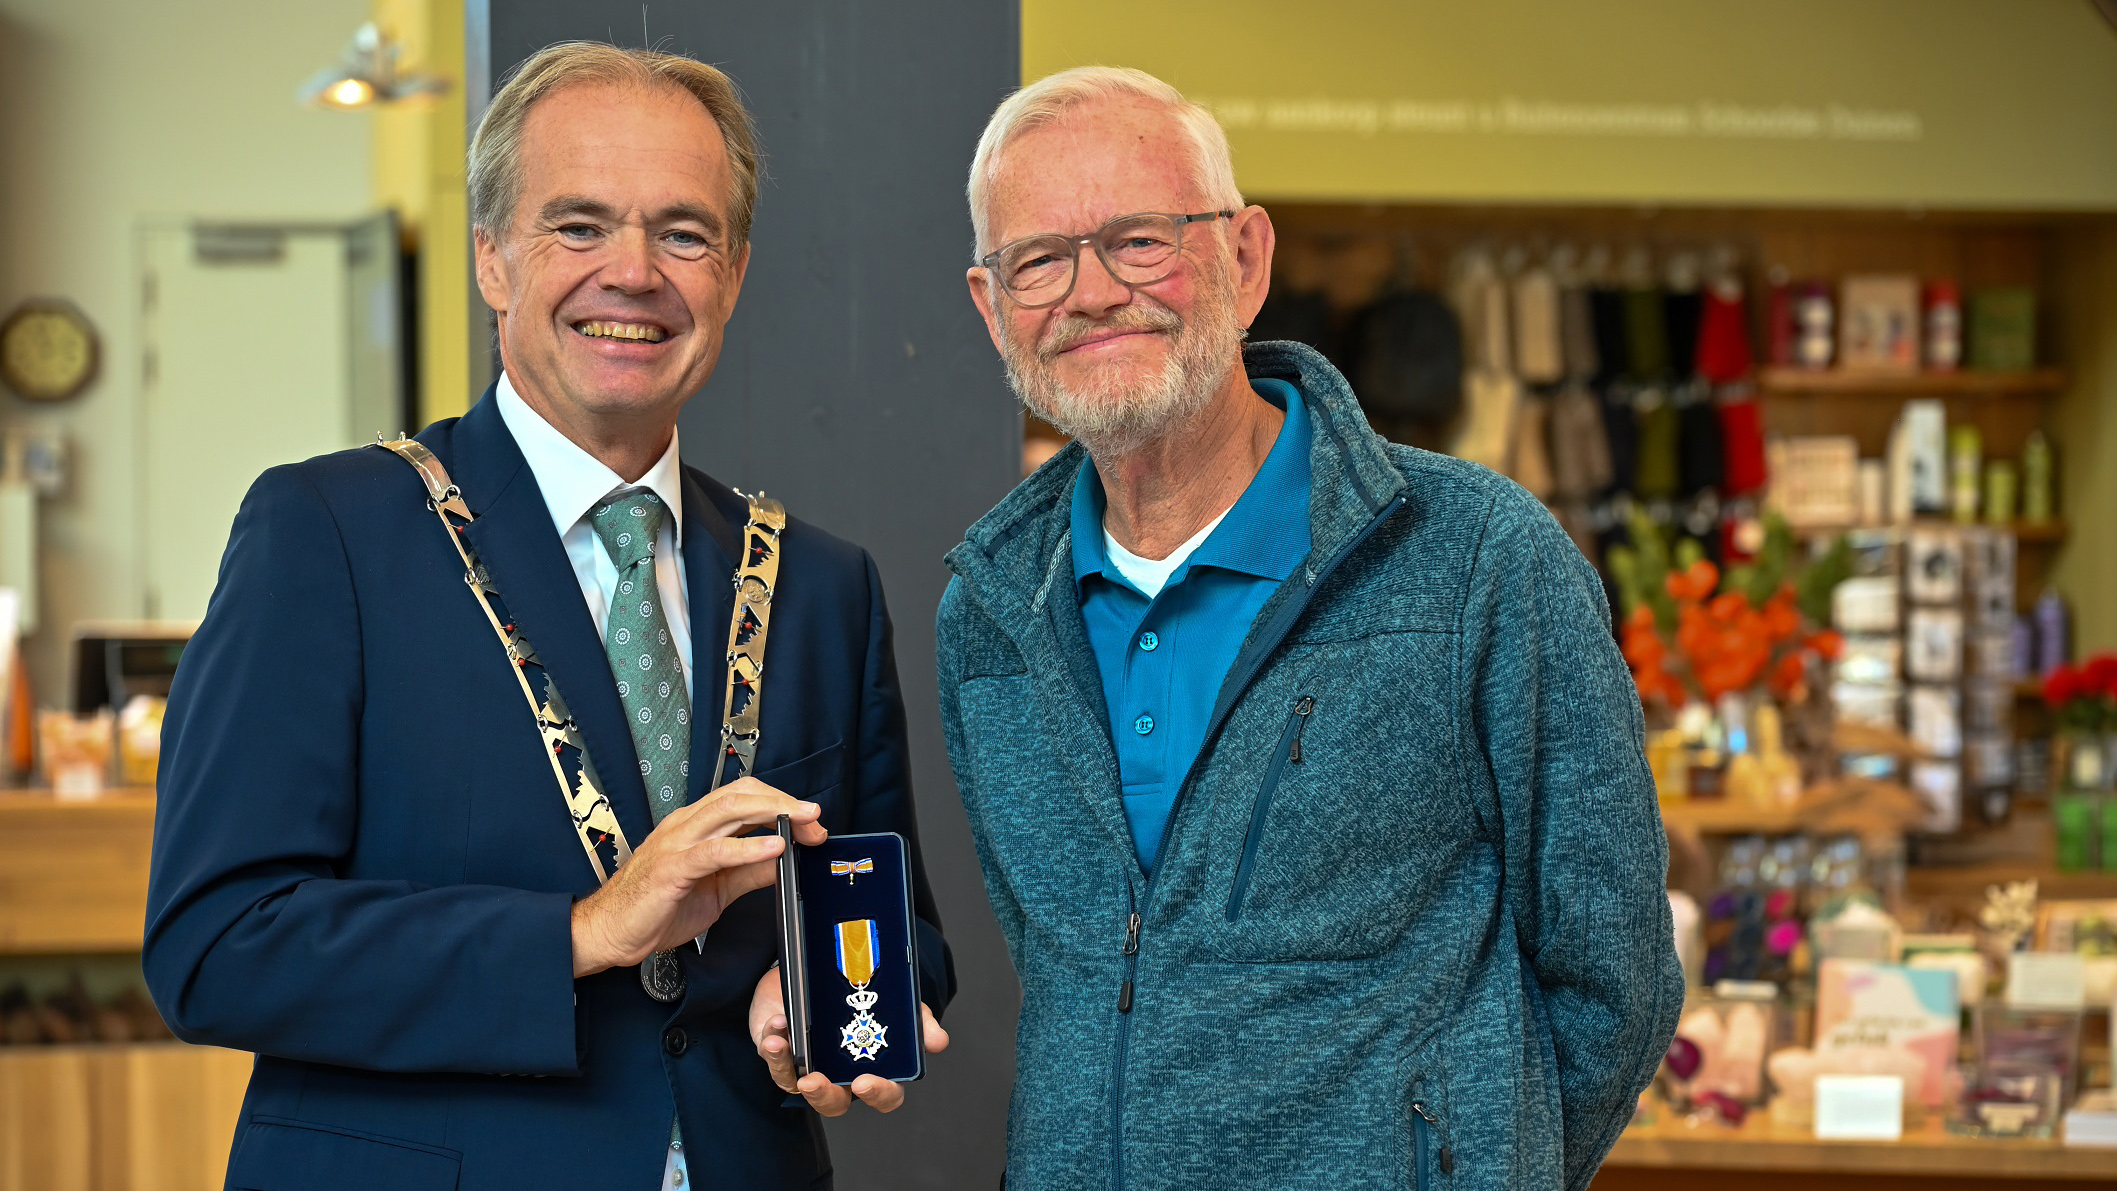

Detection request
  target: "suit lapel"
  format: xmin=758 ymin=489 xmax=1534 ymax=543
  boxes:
xmin=448 ymin=395 xmax=657 ymax=850
xmin=680 ymin=467 xmax=739 ymax=804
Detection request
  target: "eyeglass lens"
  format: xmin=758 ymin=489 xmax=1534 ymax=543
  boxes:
xmin=997 ymin=213 xmax=1185 ymax=303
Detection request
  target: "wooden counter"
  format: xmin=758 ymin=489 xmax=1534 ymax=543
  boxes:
xmin=1596 ymin=1114 xmax=2117 ymax=1189
xmin=0 ymin=789 xmax=158 ymax=954
xmin=0 ymin=1042 xmax=250 ymax=1191
xmin=0 ymin=790 xmax=251 ymax=1191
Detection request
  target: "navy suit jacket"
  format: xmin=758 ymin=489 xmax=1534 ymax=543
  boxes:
xmin=145 ymin=391 xmax=953 ymax=1191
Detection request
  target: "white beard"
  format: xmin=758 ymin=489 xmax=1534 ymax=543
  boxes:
xmin=999 ymin=268 xmax=1244 ymax=459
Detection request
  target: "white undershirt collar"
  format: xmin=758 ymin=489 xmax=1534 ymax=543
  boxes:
xmin=494 ymin=372 xmax=686 ymax=546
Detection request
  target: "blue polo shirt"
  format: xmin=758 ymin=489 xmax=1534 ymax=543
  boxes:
xmin=1070 ymin=378 xmax=1313 ymax=873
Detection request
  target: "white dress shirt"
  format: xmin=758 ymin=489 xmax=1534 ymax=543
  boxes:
xmin=494 ymin=373 xmax=693 ymax=698
xmin=492 ymin=373 xmax=696 ymax=1191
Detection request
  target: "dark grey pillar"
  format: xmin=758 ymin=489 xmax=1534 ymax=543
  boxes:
xmin=469 ymin=4 xmax=1022 ymax=1187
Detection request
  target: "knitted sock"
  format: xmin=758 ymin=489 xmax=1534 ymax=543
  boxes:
xmin=1561 ymin=285 xmax=1599 ymax=382
xmin=1664 ymin=290 xmax=1703 ymax=380
xmin=1598 ymin=384 xmax=1639 ymax=494
xmin=1695 ymin=283 xmax=1754 ymax=382
xmin=1512 ymin=266 xmax=1563 ymax=384
xmin=1718 ymin=397 xmax=1769 ymax=495
xmin=1590 ymin=288 xmax=1630 ymax=386
xmin=1678 ymin=389 xmax=1726 ymax=496
xmin=1633 ymin=391 xmax=1680 ymax=500
xmin=1624 ymin=288 xmax=1671 ymax=381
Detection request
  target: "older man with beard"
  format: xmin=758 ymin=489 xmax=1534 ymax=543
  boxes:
xmin=934 ymin=67 xmax=1682 ymax=1190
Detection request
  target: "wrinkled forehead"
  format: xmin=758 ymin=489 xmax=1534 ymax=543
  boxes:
xmin=516 ymin=81 xmax=733 ymax=210
xmin=982 ymin=101 xmax=1204 ymax=247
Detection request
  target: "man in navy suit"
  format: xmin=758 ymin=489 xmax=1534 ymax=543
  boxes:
xmin=145 ymin=42 xmax=952 ymax=1191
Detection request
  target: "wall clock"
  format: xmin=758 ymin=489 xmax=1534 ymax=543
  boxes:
xmin=1 ymin=300 xmax=100 ymax=402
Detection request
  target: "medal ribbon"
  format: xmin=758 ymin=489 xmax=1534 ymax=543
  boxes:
xmin=834 ymin=919 xmax=879 ymax=988
xmin=829 ymin=858 xmax=875 ymax=883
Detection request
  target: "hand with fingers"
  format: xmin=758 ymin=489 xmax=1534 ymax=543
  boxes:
xmin=749 ymin=966 xmax=950 ymax=1116
xmin=570 ymin=778 xmax=828 ymax=978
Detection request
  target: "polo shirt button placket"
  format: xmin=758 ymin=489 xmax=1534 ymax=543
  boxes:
xmin=1133 ymin=713 xmax=1155 ymax=736
xmin=1138 ymin=630 xmax=1159 ymax=652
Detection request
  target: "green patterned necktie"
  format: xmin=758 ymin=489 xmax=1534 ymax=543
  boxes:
xmin=589 ymin=488 xmax=692 ymax=825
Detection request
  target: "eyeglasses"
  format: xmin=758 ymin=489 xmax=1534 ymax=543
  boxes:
xmin=977 ymin=210 xmax=1236 ymax=309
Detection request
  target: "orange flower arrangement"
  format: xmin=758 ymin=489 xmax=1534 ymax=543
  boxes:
xmin=1623 ymin=561 xmax=1842 ymax=706
xmin=1609 ymin=511 xmax=1851 ymax=710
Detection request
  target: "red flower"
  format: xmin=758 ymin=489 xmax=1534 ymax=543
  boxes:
xmin=2044 ymin=664 xmax=2080 ymax=708
xmin=2085 ymin=654 xmax=2117 ymax=700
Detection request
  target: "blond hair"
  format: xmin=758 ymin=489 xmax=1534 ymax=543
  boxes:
xmin=470 ymin=42 xmax=761 ymax=242
xmin=966 ymin=66 xmax=1242 ymax=254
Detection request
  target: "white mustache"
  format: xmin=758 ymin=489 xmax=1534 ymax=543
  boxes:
xmin=1038 ymin=307 xmax=1182 ymax=360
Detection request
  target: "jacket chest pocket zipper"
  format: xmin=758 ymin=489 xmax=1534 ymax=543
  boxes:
xmin=1410 ymin=1100 xmax=1452 ymax=1190
xmin=1225 ymin=695 xmax=1313 ymax=921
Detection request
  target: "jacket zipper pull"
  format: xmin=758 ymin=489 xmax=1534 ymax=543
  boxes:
xmin=1411 ymin=1101 xmax=1452 ymax=1175
xmin=1289 ymin=696 xmax=1315 ymax=763
xmin=1118 ymin=912 xmax=1141 ymax=1013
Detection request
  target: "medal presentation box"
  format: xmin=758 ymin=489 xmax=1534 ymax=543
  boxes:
xmin=777 ymin=826 xmax=924 ymax=1085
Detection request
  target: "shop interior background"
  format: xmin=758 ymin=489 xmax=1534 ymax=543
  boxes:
xmin=1 ymin=1 xmax=2115 ymax=1188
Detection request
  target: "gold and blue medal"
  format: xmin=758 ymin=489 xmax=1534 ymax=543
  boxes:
xmin=834 ymin=919 xmax=888 ymax=1061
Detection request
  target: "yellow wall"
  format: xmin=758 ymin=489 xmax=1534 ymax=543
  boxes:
xmin=2053 ymin=224 xmax=2117 ymax=654
xmin=372 ymin=0 xmax=472 ymax=424
xmin=0 ymin=0 xmax=372 ymax=700
xmin=1025 ymin=0 xmax=2117 ymax=210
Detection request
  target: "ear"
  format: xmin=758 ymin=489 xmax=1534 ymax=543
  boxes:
xmin=1230 ymin=205 xmax=1277 ymax=331
xmin=473 ymin=225 xmax=511 ymax=315
xmin=965 ymin=266 xmax=1005 ymax=355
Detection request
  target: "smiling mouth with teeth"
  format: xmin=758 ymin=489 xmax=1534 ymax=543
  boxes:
xmin=573 ymin=320 xmax=668 ymax=343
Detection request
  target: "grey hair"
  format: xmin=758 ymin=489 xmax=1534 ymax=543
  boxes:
xmin=469 ymin=42 xmax=761 ymax=243
xmin=966 ymin=66 xmax=1242 ymax=256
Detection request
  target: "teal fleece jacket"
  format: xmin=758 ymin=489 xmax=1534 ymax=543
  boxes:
xmin=936 ymin=341 xmax=1681 ymax=1190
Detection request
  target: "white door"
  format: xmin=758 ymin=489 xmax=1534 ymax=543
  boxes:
xmin=137 ymin=216 xmax=400 ymax=620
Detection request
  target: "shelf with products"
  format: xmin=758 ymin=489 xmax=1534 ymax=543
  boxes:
xmin=1757 ymin=367 xmax=2070 ymax=397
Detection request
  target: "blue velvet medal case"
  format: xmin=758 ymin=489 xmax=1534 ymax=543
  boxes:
xmin=775 ymin=821 xmax=924 ymax=1085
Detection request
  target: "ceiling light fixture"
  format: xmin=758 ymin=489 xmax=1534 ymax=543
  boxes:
xmin=298 ymin=22 xmax=448 ymax=110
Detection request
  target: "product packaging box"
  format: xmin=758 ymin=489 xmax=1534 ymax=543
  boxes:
xmin=1815 ymin=958 xmax=1961 ymax=1107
